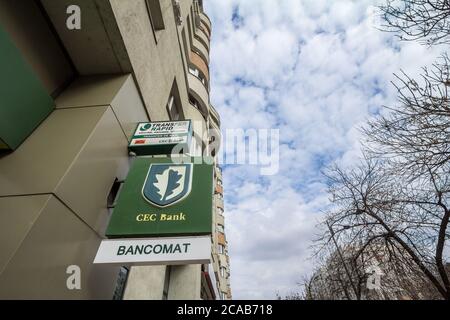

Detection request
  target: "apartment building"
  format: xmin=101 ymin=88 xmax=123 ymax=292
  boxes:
xmin=305 ymin=244 xmax=443 ymax=300
xmin=0 ymin=0 xmax=231 ymax=300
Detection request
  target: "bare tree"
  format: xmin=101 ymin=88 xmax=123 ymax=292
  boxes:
xmin=380 ymin=0 xmax=450 ymax=45
xmin=363 ymin=54 xmax=450 ymax=177
xmin=363 ymin=54 xmax=450 ymax=296
xmin=290 ymin=1 xmax=450 ymax=300
xmin=309 ymin=227 xmax=443 ymax=299
xmin=309 ymin=53 xmax=450 ymax=300
xmin=319 ymin=153 xmax=449 ymax=299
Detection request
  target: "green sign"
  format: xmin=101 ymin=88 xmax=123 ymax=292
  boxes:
xmin=128 ymin=121 xmax=192 ymax=156
xmin=106 ymin=157 xmax=213 ymax=238
xmin=0 ymin=24 xmax=54 ymax=151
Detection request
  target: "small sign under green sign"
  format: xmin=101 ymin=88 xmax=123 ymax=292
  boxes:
xmin=128 ymin=121 xmax=192 ymax=156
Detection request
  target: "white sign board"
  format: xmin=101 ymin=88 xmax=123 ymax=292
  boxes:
xmin=129 ymin=121 xmax=191 ymax=147
xmin=93 ymin=236 xmax=211 ymax=265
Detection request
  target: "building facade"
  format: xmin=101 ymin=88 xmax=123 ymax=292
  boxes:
xmin=0 ymin=0 xmax=231 ymax=300
xmin=305 ymin=244 xmax=443 ymax=300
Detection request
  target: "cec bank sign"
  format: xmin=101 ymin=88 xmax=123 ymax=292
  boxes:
xmin=94 ymin=156 xmax=213 ymax=265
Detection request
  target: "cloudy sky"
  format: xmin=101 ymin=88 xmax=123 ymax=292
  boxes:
xmin=204 ymin=0 xmax=443 ymax=299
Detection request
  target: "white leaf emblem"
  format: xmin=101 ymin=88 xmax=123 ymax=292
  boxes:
xmin=154 ymin=170 xmax=168 ymax=201
xmin=153 ymin=167 xmax=186 ymax=201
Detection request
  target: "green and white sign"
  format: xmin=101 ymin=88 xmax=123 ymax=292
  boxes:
xmin=105 ymin=156 xmax=213 ymax=238
xmin=93 ymin=236 xmax=211 ymax=265
xmin=128 ymin=121 xmax=192 ymax=156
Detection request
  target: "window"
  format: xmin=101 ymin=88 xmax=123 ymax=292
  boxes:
xmin=220 ymin=267 xmax=227 ymax=278
xmin=167 ymin=80 xmax=183 ymax=121
xmin=189 ymin=66 xmax=199 ymax=77
xmin=189 ymin=94 xmax=201 ymax=111
xmin=189 ymin=94 xmax=207 ymax=119
xmin=191 ymin=6 xmax=196 ymax=29
xmin=217 ymin=224 xmax=225 ymax=233
xmin=218 ymin=244 xmax=225 ymax=254
xmin=146 ymin=0 xmax=165 ymax=32
xmin=112 ymin=267 xmax=129 ymax=300
xmin=182 ymin=29 xmax=190 ymax=64
xmin=189 ymin=66 xmax=207 ymax=86
xmin=187 ymin=15 xmax=193 ymax=43
xmin=167 ymin=95 xmax=180 ymax=121
xmin=107 ymin=178 xmax=123 ymax=209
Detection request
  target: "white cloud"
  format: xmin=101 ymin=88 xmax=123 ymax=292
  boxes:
xmin=205 ymin=0 xmax=444 ymax=299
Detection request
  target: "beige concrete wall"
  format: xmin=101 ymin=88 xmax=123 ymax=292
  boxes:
xmin=110 ymin=0 xmax=190 ymax=121
xmin=55 ymin=74 xmax=149 ymax=139
xmin=123 ymin=264 xmax=203 ymax=300
xmin=168 ymin=265 xmax=202 ymax=300
xmin=0 ymin=194 xmax=119 ymax=299
xmin=0 ymin=105 xmax=130 ymax=235
xmin=108 ymin=0 xmax=211 ymax=148
xmin=123 ymin=266 xmax=166 ymax=300
xmin=41 ymin=0 xmax=132 ymax=75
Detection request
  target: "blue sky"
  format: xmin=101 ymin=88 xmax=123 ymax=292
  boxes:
xmin=204 ymin=0 xmax=443 ymax=299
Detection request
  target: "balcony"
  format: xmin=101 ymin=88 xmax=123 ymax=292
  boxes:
xmin=215 ymin=184 xmax=223 ymax=195
xmin=195 ymin=29 xmax=210 ymax=53
xmin=215 ymin=166 xmax=223 ymax=181
xmin=216 ymin=212 xmax=225 ymax=227
xmin=190 ymin=51 xmax=209 ymax=83
xmin=200 ymin=12 xmax=211 ymax=34
xmin=227 ymin=289 xmax=232 ymax=300
xmin=216 ymin=196 xmax=224 ymax=210
xmin=184 ymin=101 xmax=207 ymax=143
xmin=209 ymin=104 xmax=221 ymax=127
xmin=218 ymin=232 xmax=226 ymax=246
xmin=193 ymin=37 xmax=209 ymax=65
xmin=199 ymin=23 xmax=210 ymax=40
xmin=188 ymin=73 xmax=209 ymax=116
xmin=219 ymin=277 xmax=228 ymax=294
xmin=208 ymin=123 xmax=221 ymax=156
xmin=219 ymin=254 xmax=228 ymax=268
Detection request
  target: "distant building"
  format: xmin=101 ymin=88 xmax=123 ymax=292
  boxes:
xmin=0 ymin=0 xmax=231 ymax=300
xmin=306 ymin=244 xmax=442 ymax=300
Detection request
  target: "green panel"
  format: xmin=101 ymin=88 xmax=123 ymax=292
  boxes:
xmin=0 ymin=24 xmax=54 ymax=150
xmin=0 ymin=138 xmax=8 ymax=150
xmin=106 ymin=157 xmax=213 ymax=238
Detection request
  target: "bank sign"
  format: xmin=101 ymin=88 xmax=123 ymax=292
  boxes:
xmin=105 ymin=156 xmax=213 ymax=238
xmin=128 ymin=121 xmax=192 ymax=156
xmin=94 ymin=236 xmax=211 ymax=265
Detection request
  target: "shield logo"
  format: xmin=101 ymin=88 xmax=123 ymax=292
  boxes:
xmin=142 ymin=163 xmax=193 ymax=207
